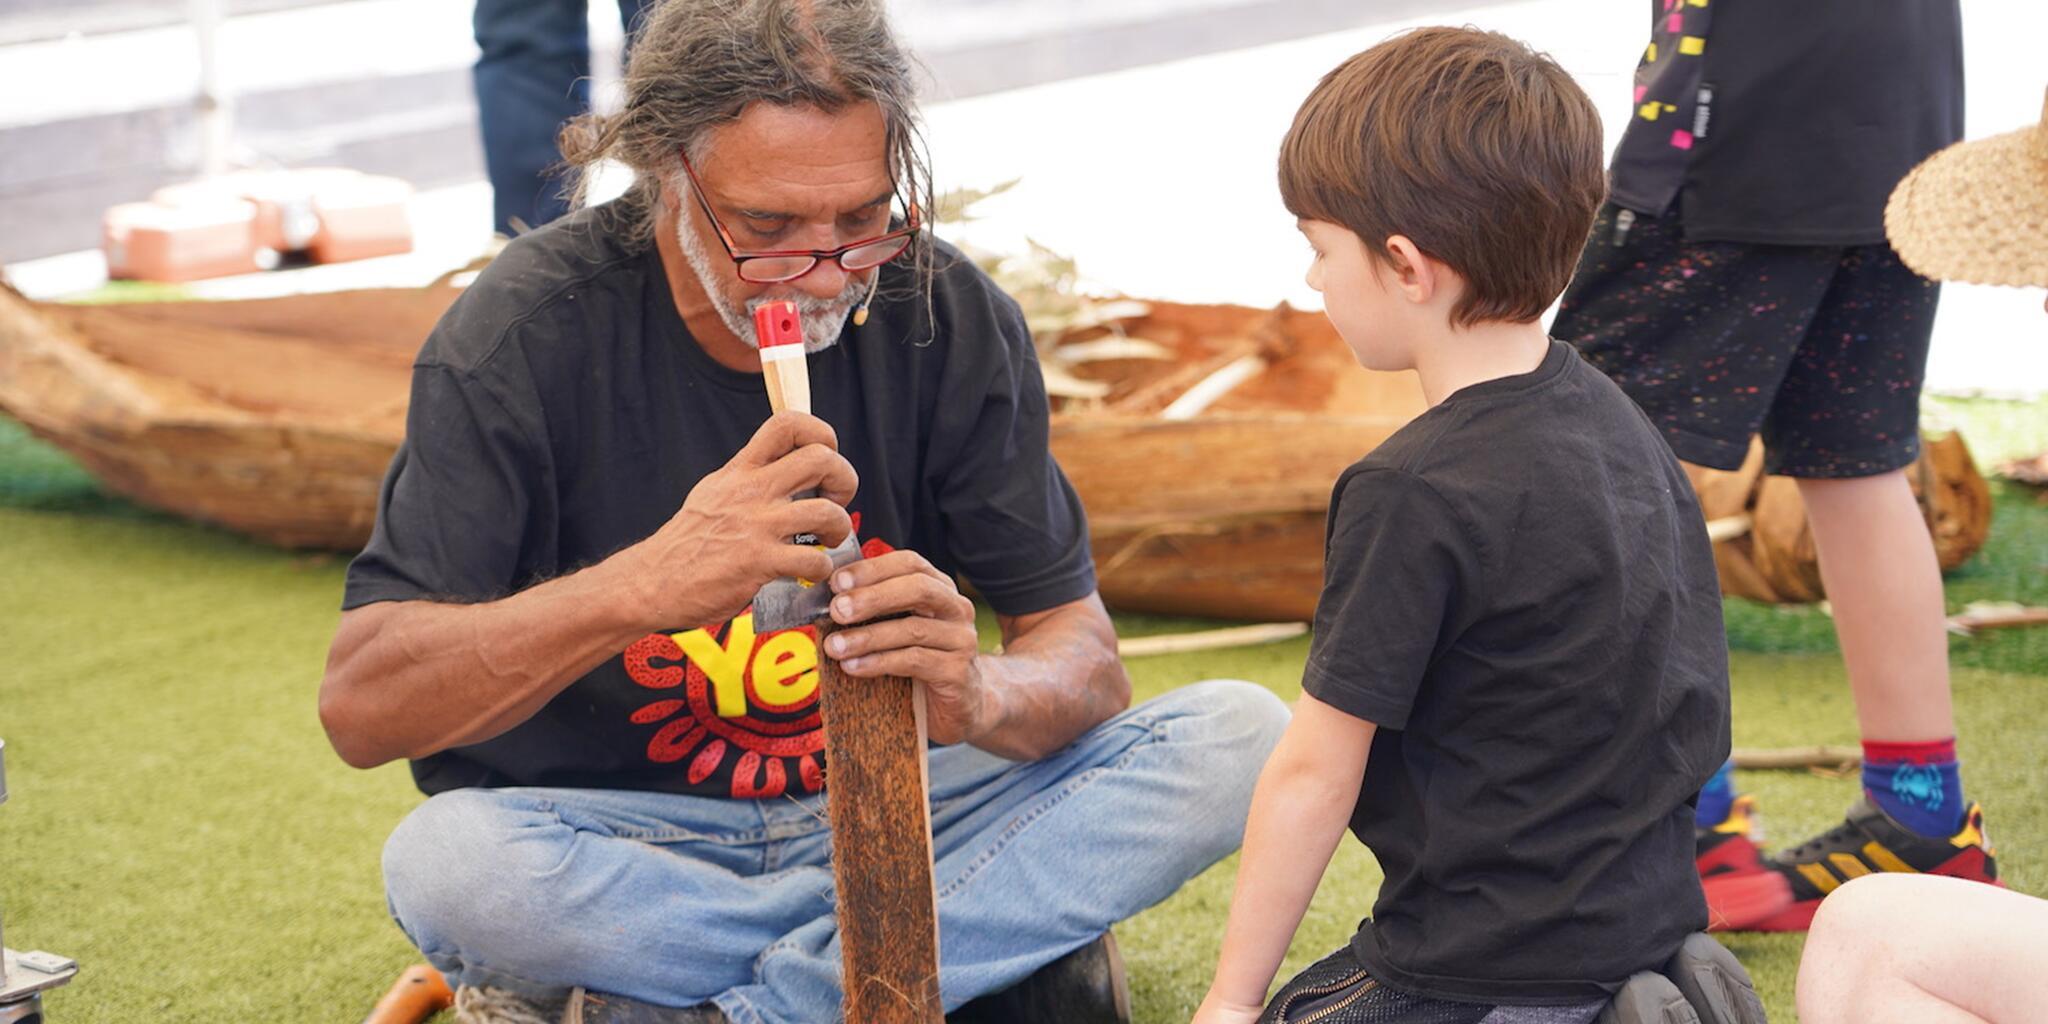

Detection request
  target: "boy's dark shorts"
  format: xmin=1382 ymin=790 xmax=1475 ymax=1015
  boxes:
xmin=1257 ymin=947 xmax=1603 ymax=1024
xmin=1551 ymin=202 xmax=1940 ymax=479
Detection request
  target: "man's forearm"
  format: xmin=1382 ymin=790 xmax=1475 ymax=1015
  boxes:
xmin=967 ymin=596 xmax=1130 ymax=761
xmin=319 ymin=556 xmax=654 ymax=768
xmin=321 ymin=410 xmax=858 ymax=769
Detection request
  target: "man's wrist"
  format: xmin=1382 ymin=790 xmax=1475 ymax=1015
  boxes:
xmin=579 ymin=542 xmax=665 ymax=639
xmin=961 ymin=655 xmax=1006 ymax=743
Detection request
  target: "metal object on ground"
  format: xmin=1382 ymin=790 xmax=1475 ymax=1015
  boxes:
xmin=1 ymin=737 xmax=81 ymax=1020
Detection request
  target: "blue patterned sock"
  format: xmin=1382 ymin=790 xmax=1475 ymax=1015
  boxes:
xmin=1695 ymin=760 xmax=1735 ymax=828
xmin=1862 ymin=738 xmax=1965 ymax=837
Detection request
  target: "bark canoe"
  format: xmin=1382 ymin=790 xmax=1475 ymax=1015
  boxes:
xmin=0 ymin=284 xmax=1990 ymax=618
xmin=0 ymin=286 xmax=1420 ymax=619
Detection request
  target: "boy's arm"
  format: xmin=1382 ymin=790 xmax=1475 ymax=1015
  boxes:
xmin=1195 ymin=693 xmax=1377 ymax=1024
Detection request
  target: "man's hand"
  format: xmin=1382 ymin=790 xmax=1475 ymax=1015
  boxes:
xmin=822 ymin=549 xmax=989 ymax=744
xmin=627 ymin=411 xmax=858 ymax=627
xmin=1191 ymin=993 xmax=1265 ymax=1024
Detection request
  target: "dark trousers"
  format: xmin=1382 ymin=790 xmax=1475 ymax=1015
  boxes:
xmin=472 ymin=0 xmax=649 ymax=235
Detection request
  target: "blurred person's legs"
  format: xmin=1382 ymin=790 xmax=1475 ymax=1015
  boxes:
xmin=473 ymin=0 xmax=648 ymax=235
xmin=1737 ymin=248 xmax=1997 ymax=928
xmin=1798 ymin=471 xmax=1953 ymax=746
xmin=1797 ymin=874 xmax=2048 ymax=1024
xmin=1766 ymin=243 xmax=1954 ymax=763
xmin=1554 ymin=206 xmax=1997 ymax=932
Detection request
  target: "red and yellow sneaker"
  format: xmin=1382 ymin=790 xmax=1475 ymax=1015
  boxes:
xmin=1696 ymin=794 xmax=1767 ymax=878
xmin=1723 ymin=798 xmax=2001 ymax=932
xmin=1696 ymin=795 xmax=1795 ymax=931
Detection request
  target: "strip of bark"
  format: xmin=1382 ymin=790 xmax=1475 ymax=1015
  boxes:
xmin=818 ymin=621 xmax=943 ymax=1023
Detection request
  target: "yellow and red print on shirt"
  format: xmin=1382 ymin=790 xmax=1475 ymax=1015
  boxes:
xmin=620 ymin=515 xmax=896 ymax=799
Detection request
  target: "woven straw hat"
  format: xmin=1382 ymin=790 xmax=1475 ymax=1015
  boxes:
xmin=1886 ymin=87 xmax=2048 ymax=287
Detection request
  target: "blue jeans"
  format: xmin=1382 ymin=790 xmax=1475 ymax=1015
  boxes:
xmin=382 ymin=680 xmax=1289 ymax=1024
xmin=472 ymin=0 xmax=650 ymax=235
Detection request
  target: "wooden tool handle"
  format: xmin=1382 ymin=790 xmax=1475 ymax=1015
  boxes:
xmin=762 ymin=344 xmax=810 ymax=416
xmin=817 ymin=620 xmax=943 ymax=1023
xmin=361 ymin=964 xmax=454 ymax=1024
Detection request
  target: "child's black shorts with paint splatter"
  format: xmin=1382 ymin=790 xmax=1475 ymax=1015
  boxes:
xmin=1551 ymin=202 xmax=1939 ymax=479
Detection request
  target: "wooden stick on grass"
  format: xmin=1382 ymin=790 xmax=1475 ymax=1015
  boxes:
xmin=1731 ymin=745 xmax=1862 ymax=771
xmin=1947 ymin=604 xmax=2048 ymax=635
xmin=1117 ymin=622 xmax=1307 ymax=658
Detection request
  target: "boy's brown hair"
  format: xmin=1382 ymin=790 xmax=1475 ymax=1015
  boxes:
xmin=1279 ymin=27 xmax=1605 ymax=327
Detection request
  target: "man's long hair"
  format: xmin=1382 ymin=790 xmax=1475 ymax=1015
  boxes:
xmin=559 ymin=0 xmax=937 ymax=304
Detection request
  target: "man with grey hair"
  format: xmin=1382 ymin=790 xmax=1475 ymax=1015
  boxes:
xmin=317 ymin=2 xmax=1288 ymax=1022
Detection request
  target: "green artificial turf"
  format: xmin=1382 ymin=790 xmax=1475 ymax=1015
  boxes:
xmin=0 ymin=398 xmax=2043 ymax=1023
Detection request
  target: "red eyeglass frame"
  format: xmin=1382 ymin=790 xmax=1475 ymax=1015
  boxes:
xmin=677 ymin=150 xmax=922 ymax=284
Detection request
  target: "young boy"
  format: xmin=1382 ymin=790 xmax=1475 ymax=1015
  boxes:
xmin=1194 ymin=28 xmax=1732 ymax=1024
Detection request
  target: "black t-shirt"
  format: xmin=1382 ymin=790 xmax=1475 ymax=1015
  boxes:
xmin=342 ymin=199 xmax=1097 ymax=799
xmin=1609 ymin=0 xmax=1963 ymax=245
xmin=1303 ymin=342 xmax=1730 ymax=1004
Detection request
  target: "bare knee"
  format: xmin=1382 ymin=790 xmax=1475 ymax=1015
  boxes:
xmin=1798 ymin=875 xmax=1903 ymax=1022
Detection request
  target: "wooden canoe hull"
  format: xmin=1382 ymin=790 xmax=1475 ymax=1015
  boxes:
xmin=0 ymin=286 xmax=1426 ymax=620
xmin=1090 ymin=510 xmax=1329 ymax=622
xmin=0 ymin=285 xmax=1993 ymax=619
xmin=0 ymin=285 xmax=421 ymax=549
xmin=1051 ymin=413 xmax=1412 ymax=621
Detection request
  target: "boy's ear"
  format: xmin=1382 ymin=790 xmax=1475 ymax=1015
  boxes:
xmin=1383 ymin=234 xmax=1438 ymax=306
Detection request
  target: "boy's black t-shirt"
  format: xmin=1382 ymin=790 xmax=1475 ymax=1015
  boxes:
xmin=342 ymin=199 xmax=1097 ymax=799
xmin=1608 ymin=0 xmax=1964 ymax=245
xmin=1303 ymin=341 xmax=1729 ymax=1004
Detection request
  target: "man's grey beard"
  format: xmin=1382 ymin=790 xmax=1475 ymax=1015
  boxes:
xmin=675 ymin=217 xmax=862 ymax=354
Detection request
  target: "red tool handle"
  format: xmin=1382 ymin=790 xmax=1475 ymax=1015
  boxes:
xmin=753 ymin=299 xmax=803 ymax=348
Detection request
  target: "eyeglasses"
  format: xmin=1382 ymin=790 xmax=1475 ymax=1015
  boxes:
xmin=678 ymin=151 xmax=921 ymax=284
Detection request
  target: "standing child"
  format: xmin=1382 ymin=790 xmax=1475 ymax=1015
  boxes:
xmin=1552 ymin=1 xmax=1997 ymax=932
xmin=1195 ymin=27 xmax=1734 ymax=1024
xmin=1794 ymin=97 xmax=2048 ymax=1024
